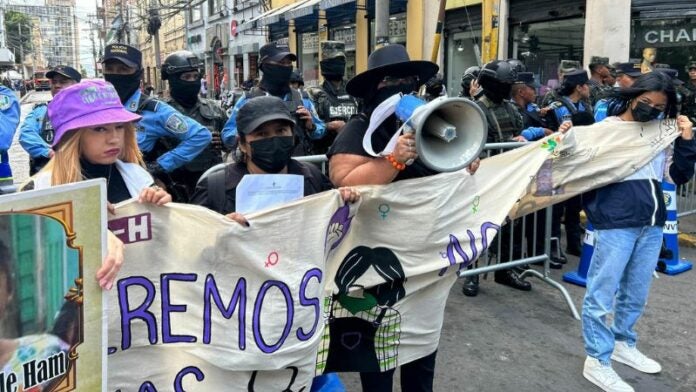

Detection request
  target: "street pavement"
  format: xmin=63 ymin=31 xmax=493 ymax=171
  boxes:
xmin=338 ymin=240 xmax=696 ymax=392
xmin=6 ymin=90 xmax=695 ymax=391
xmin=9 ymin=90 xmax=51 ymax=186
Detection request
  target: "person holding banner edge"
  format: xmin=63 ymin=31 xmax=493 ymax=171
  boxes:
xmin=578 ymin=72 xmax=695 ymax=392
xmin=21 ymin=79 xmax=173 ymax=290
xmin=327 ymin=44 xmax=479 ymax=392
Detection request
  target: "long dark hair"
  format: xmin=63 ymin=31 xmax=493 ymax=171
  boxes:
xmin=606 ymin=72 xmax=677 ymax=118
xmin=334 ymin=246 xmax=406 ymax=307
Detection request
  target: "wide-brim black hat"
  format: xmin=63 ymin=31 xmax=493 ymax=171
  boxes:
xmin=346 ymin=44 xmax=439 ymax=98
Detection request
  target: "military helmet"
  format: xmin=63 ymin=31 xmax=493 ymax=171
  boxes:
xmin=479 ymin=60 xmax=518 ymax=85
xmin=506 ymin=58 xmax=526 ymax=73
xmin=162 ymin=50 xmax=203 ymax=80
xmin=461 ymin=66 xmax=480 ymax=83
xmin=290 ymin=69 xmax=304 ymax=85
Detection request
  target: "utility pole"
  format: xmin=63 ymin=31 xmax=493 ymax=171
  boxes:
xmin=375 ymin=0 xmax=389 ymax=49
xmin=147 ymin=0 xmax=163 ymax=93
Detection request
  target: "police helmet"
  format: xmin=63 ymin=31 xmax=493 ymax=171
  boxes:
xmin=290 ymin=69 xmax=304 ymax=86
xmin=506 ymin=58 xmax=526 ymax=73
xmin=479 ymin=60 xmax=518 ymax=86
xmin=461 ymin=66 xmax=480 ymax=83
xmin=162 ymin=50 xmax=203 ymax=80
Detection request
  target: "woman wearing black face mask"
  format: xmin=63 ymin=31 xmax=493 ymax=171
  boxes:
xmin=578 ymin=72 xmax=696 ymax=392
xmin=190 ymin=96 xmax=358 ymax=221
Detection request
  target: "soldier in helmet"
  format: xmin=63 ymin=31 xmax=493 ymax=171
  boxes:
xmin=506 ymin=58 xmax=526 ymax=74
xmin=459 ymin=66 xmax=481 ymax=99
xmin=683 ymin=61 xmax=696 ymax=123
xmin=466 ymin=60 xmax=531 ymax=294
xmin=289 ymin=69 xmax=304 ymax=90
xmin=307 ymin=41 xmax=358 ymax=154
xmin=161 ymin=50 xmax=227 ymax=200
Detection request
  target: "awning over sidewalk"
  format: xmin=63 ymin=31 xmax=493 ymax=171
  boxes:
xmin=320 ymin=0 xmax=355 ymax=9
xmin=237 ymin=6 xmax=279 ymax=32
xmin=286 ymin=0 xmax=322 ymax=20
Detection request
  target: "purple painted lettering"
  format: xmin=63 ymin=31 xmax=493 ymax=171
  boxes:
xmin=203 ymin=275 xmax=247 ymax=349
xmin=118 ymin=276 xmax=158 ymax=350
xmin=161 ymin=273 xmax=198 ymax=344
xmin=297 ymin=268 xmax=322 ymax=341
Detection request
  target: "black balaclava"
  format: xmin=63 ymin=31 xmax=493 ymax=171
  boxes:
xmin=169 ymin=75 xmax=201 ymax=108
xmin=260 ymin=63 xmax=293 ymax=97
xmin=482 ymin=79 xmax=512 ymax=104
xmin=320 ymin=58 xmax=346 ymax=82
xmin=105 ymin=69 xmax=144 ymax=104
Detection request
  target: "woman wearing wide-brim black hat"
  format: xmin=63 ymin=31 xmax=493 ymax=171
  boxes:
xmin=345 ymin=44 xmax=439 ymax=99
xmin=325 ymin=44 xmax=480 ymax=392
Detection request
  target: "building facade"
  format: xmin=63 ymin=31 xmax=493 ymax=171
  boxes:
xmin=7 ymin=1 xmax=79 ymax=70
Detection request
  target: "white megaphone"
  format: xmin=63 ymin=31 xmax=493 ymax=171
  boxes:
xmin=394 ymin=94 xmax=488 ymax=172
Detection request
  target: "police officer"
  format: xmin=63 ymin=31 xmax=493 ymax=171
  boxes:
xmin=101 ymin=43 xmax=211 ymax=201
xmin=459 ymin=66 xmax=481 ymax=99
xmin=161 ymin=50 xmax=227 ymax=198
xmin=541 ymin=59 xmax=582 ymax=107
xmin=594 ymin=62 xmax=642 ymax=122
xmin=19 ymin=66 xmax=81 ymax=174
xmin=0 ymin=84 xmax=20 ymax=190
xmin=289 ymin=69 xmax=304 ymax=91
xmin=547 ymin=69 xmax=592 ymax=131
xmin=307 ymin=41 xmax=358 ymax=154
xmin=683 ymin=61 xmax=696 ymax=123
xmin=221 ymin=43 xmax=325 ymax=157
xmin=510 ymin=72 xmax=552 ymax=141
xmin=588 ymin=56 xmax=612 ymax=106
xmin=472 ymin=60 xmax=531 ymax=293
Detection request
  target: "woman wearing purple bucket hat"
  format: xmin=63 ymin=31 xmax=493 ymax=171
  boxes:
xmin=21 ymin=79 xmax=172 ymax=290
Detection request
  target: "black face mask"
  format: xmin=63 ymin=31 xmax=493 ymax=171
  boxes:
xmin=260 ymin=63 xmax=293 ymax=97
xmin=482 ymin=80 xmax=512 ymax=104
xmin=169 ymin=77 xmax=201 ymax=108
xmin=249 ymin=136 xmax=295 ymax=173
xmin=320 ymin=58 xmax=346 ymax=80
xmin=105 ymin=69 xmax=143 ymax=104
xmin=631 ymin=101 xmax=663 ymax=122
xmin=366 ymin=83 xmax=416 ymax=112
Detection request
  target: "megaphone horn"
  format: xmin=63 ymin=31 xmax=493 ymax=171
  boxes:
xmin=395 ymin=95 xmax=488 ymax=172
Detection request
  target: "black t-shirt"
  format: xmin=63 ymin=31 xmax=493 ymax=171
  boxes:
xmin=81 ymin=159 xmax=131 ymax=204
xmin=190 ymin=159 xmax=334 ymax=215
xmin=327 ymin=113 xmax=438 ymax=181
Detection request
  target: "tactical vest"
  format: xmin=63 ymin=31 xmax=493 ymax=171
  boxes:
xmin=312 ymin=81 xmax=358 ymax=122
xmin=477 ymin=96 xmax=522 ymax=143
xmin=164 ymin=97 xmax=225 ymax=172
xmin=38 ymin=105 xmax=55 ymax=145
xmin=246 ymin=87 xmax=313 ymax=156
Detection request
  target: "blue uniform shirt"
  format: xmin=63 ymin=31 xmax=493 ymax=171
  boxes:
xmin=221 ymin=90 xmax=326 ymax=147
xmin=0 ymin=86 xmax=21 ymax=181
xmin=520 ymin=103 xmax=547 ymax=141
xmin=19 ymin=103 xmax=52 ymax=159
xmin=594 ymin=99 xmax=610 ymax=122
xmin=125 ymin=90 xmax=212 ymax=172
xmin=553 ymin=100 xmax=590 ymax=125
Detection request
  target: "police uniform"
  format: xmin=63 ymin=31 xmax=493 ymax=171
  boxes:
xmin=125 ymin=89 xmax=212 ymax=176
xmin=309 ymin=80 xmax=357 ymax=153
xmin=19 ymin=103 xmax=54 ymax=174
xmin=684 ymin=82 xmax=696 ymax=123
xmin=0 ymin=86 xmax=20 ymax=185
xmin=588 ymin=79 xmax=612 ymax=107
xmin=222 ymin=88 xmax=325 ymax=156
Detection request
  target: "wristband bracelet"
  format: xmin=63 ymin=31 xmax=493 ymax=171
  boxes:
xmin=386 ymin=154 xmax=406 ymax=171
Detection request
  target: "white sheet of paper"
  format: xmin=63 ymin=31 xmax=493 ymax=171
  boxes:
xmin=235 ymin=174 xmax=304 ymax=214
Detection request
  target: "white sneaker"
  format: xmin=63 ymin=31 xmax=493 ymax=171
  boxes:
xmin=583 ymin=357 xmax=635 ymax=392
xmin=611 ymin=341 xmax=662 ymax=374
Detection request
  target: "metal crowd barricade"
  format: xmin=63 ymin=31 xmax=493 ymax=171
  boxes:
xmin=677 ymin=175 xmax=696 ymax=218
xmin=296 ymin=143 xmax=581 ymax=320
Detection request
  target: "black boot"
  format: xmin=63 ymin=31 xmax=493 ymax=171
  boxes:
xmin=494 ymin=269 xmax=532 ymax=291
xmin=462 ymin=274 xmax=479 ymax=297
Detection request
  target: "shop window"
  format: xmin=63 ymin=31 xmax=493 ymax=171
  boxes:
xmin=446 ymin=30 xmax=481 ymax=96
xmin=299 ymin=32 xmax=320 ymax=87
xmin=630 ymin=18 xmax=696 ymax=79
xmin=510 ymin=18 xmax=585 ymax=97
xmin=189 ymin=4 xmax=202 ymax=23
xmin=369 ymin=13 xmax=407 ymax=51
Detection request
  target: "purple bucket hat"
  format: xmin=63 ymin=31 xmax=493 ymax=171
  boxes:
xmin=47 ymin=79 xmax=142 ymax=146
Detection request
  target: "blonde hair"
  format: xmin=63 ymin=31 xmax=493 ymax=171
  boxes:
xmin=39 ymin=123 xmax=143 ymax=186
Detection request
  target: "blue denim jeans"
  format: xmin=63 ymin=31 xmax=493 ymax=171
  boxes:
xmin=581 ymin=226 xmax=662 ymax=365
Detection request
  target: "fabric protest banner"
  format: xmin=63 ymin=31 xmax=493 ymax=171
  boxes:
xmin=0 ymin=180 xmax=106 ymax=392
xmin=107 ymin=120 xmax=679 ymax=391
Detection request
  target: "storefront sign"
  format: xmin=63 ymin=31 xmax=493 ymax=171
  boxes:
xmin=634 ymin=22 xmax=696 ymax=47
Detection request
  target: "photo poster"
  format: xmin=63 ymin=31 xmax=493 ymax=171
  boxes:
xmin=0 ymin=180 xmax=106 ymax=392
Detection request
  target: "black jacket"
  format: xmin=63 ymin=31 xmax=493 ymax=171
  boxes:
xmin=190 ymin=160 xmax=333 ymax=215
